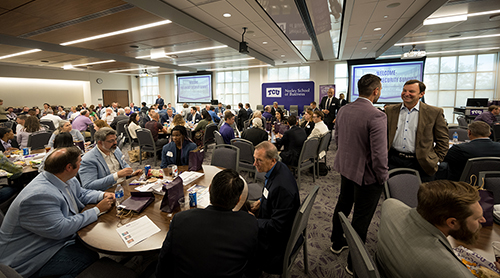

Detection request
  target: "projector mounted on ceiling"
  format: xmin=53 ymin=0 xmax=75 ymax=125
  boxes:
xmin=239 ymin=27 xmax=249 ymax=54
xmin=401 ymin=44 xmax=426 ymax=59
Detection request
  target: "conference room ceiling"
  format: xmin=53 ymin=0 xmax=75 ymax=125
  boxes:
xmin=0 ymin=0 xmax=498 ymax=76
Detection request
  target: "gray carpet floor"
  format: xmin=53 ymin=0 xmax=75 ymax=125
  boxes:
xmin=120 ymin=137 xmax=384 ymax=278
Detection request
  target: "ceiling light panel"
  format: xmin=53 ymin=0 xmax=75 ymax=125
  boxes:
xmin=0 ymin=49 xmax=42 ymax=60
xmin=395 ymin=33 xmax=500 ymax=46
xmin=423 ymin=15 xmax=468 ymax=25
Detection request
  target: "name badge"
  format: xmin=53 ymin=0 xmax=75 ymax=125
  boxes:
xmin=263 ymin=188 xmax=269 ymax=199
xmin=167 ymin=151 xmax=173 ymax=157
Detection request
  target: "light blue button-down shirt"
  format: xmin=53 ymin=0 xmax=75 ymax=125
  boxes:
xmin=392 ymin=102 xmax=420 ymax=153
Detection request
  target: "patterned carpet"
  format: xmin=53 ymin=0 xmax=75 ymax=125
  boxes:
xmin=121 ymin=136 xmax=384 ymax=278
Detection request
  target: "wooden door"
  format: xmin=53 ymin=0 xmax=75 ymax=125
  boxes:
xmin=102 ymin=90 xmax=129 ymax=107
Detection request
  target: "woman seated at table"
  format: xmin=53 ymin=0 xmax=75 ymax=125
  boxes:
xmin=127 ymin=112 xmax=141 ymax=140
xmin=48 ymin=120 xmax=85 ymax=147
xmin=93 ymin=119 xmax=109 ymax=132
xmin=166 ymin=114 xmax=190 ymax=134
xmin=300 ymin=109 xmax=315 ymax=137
xmin=161 ymin=126 xmax=197 ymax=168
xmin=17 ymin=116 xmax=46 ymax=148
xmin=38 ymin=132 xmax=75 ymax=172
xmin=193 ymin=110 xmax=212 ymax=134
xmin=273 ymin=110 xmax=288 ymax=135
xmin=0 ymin=127 xmax=19 ymax=153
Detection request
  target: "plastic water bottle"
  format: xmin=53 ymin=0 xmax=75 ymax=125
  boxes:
xmin=453 ymin=132 xmax=458 ymax=144
xmin=115 ymin=184 xmax=124 ymax=206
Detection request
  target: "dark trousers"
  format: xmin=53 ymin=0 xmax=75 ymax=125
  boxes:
xmin=331 ymin=175 xmax=383 ymax=244
xmin=388 ymin=150 xmax=435 ymax=183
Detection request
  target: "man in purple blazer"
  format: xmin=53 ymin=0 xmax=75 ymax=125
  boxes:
xmin=330 ymin=74 xmax=388 ymax=275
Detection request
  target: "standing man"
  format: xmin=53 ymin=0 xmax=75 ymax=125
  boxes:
xmin=386 ymin=80 xmax=448 ymax=182
xmin=250 ymin=141 xmax=300 ymax=275
xmin=330 ymin=74 xmax=388 ymax=275
xmin=245 ymin=103 xmax=253 ymax=117
xmin=237 ymin=103 xmax=248 ymax=131
xmin=319 ymin=88 xmax=340 ymax=130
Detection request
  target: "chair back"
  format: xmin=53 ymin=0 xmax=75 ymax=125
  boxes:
xmin=27 ymin=131 xmax=52 ymax=150
xmin=89 ymin=123 xmax=96 ymax=142
xmin=243 ymin=119 xmax=251 ymax=130
xmin=317 ymin=131 xmax=331 ymax=160
xmin=303 ymin=105 xmax=310 ymax=113
xmin=479 ymin=171 xmax=500 ymax=204
xmin=40 ymin=120 xmax=56 ymax=132
xmin=448 ymin=128 xmax=468 ymax=141
xmin=0 ymin=121 xmax=14 ymax=129
xmin=203 ymin=122 xmax=218 ymax=146
xmin=384 ymin=168 xmax=421 ymax=208
xmin=289 ymin=105 xmax=299 ymax=116
xmin=282 ymin=186 xmax=319 ymax=277
xmin=339 ymin=212 xmax=381 ymax=278
xmin=211 ymin=144 xmax=240 ymax=172
xmin=493 ymin=125 xmax=500 ymax=142
xmin=116 ymin=119 xmax=128 ymax=136
xmin=231 ymin=138 xmax=255 ymax=165
xmin=214 ymin=130 xmax=224 ymax=145
xmin=457 ymin=116 xmax=468 ymax=128
xmin=136 ymin=129 xmax=156 ymax=151
xmin=256 ymin=104 xmax=264 ymax=111
xmin=117 ymin=134 xmax=125 ymax=150
xmin=298 ymin=137 xmax=319 ymax=166
xmin=278 ymin=105 xmax=285 ymax=111
xmin=460 ymin=157 xmax=500 ymax=183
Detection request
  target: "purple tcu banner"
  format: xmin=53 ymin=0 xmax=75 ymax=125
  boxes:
xmin=319 ymin=84 xmax=336 ymax=100
xmin=262 ymin=81 xmax=315 ymax=114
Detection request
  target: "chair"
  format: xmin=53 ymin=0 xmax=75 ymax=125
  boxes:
xmin=290 ymin=137 xmax=319 ymax=189
xmin=492 ymin=125 xmax=500 ymax=142
xmin=479 ymin=171 xmax=500 ymax=204
xmin=214 ymin=130 xmax=224 ymax=145
xmin=460 ymin=157 xmax=500 ymax=183
xmin=457 ymin=116 xmax=468 ymax=128
xmin=203 ymin=123 xmax=218 ymax=152
xmin=339 ymin=212 xmax=381 ymax=278
xmin=448 ymin=128 xmax=468 ymax=141
xmin=278 ymin=105 xmax=285 ymax=111
xmin=40 ymin=119 xmax=56 ymax=132
xmin=282 ymin=186 xmax=319 ymax=278
xmin=303 ymin=105 xmax=310 ymax=113
xmin=27 ymin=131 xmax=52 ymax=150
xmin=289 ymin=105 xmax=299 ymax=117
xmin=0 ymin=121 xmax=14 ymax=129
xmin=210 ymin=144 xmax=239 ymax=172
xmin=231 ymin=138 xmax=256 ymax=178
xmin=116 ymin=119 xmax=128 ymax=137
xmin=384 ymin=168 xmax=421 ymax=208
xmin=256 ymin=104 xmax=264 ymax=111
xmin=117 ymin=134 xmax=125 ymax=150
xmin=136 ymin=129 xmax=157 ymax=166
xmin=123 ymin=124 xmax=138 ymax=150
xmin=243 ymin=119 xmax=251 ymax=130
xmin=316 ymin=131 xmax=332 ymax=177
xmin=88 ymin=123 xmax=96 ymax=143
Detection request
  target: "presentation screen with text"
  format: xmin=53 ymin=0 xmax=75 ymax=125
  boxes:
xmin=177 ymin=73 xmax=213 ymax=103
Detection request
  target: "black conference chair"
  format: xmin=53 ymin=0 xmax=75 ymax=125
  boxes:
xmin=214 ymin=130 xmax=224 ymax=145
xmin=457 ymin=116 xmax=468 ymax=129
xmin=210 ymin=144 xmax=239 ymax=172
xmin=460 ymin=157 xmax=500 ymax=183
xmin=27 ymin=131 xmax=52 ymax=150
xmin=40 ymin=120 xmax=56 ymax=132
xmin=123 ymin=124 xmax=138 ymax=150
xmin=479 ymin=171 xmax=500 ymax=204
xmin=231 ymin=138 xmax=256 ymax=179
xmin=339 ymin=212 xmax=381 ymax=278
xmin=136 ymin=129 xmax=157 ymax=166
xmin=116 ymin=119 xmax=128 ymax=137
xmin=290 ymin=137 xmax=319 ymax=189
xmin=316 ymin=131 xmax=332 ymax=177
xmin=384 ymin=168 xmax=421 ymax=208
xmin=203 ymin=123 xmax=218 ymax=153
xmin=281 ymin=186 xmax=319 ymax=278
xmin=448 ymin=128 xmax=468 ymax=141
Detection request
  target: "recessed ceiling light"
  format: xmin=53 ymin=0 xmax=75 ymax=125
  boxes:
xmin=387 ymin=2 xmax=400 ymax=8
xmin=362 ymin=47 xmax=367 ymax=50
xmin=263 ymin=41 xmax=268 ymax=44
xmin=394 ymin=33 xmax=500 ymax=46
xmin=284 ymin=5 xmax=288 ymax=8
xmin=426 ymin=47 xmax=500 ymax=55
xmin=374 ymin=27 xmax=382 ymax=31
xmin=272 ymin=5 xmax=277 ymax=9
xmin=0 ymin=49 xmax=41 ymax=60
xmin=281 ymin=54 xmax=285 ymax=57
xmin=74 ymin=60 xmax=116 ymax=67
xmin=384 ymin=15 xmax=389 ymax=19
xmin=61 ymin=20 xmax=171 ymax=46
xmin=223 ymin=13 xmax=231 ymax=18
xmin=423 ymin=15 xmax=467 ymax=26
xmin=179 ymin=57 xmax=254 ymax=67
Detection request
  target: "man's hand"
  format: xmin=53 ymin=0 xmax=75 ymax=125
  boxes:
xmin=96 ymin=194 xmax=115 ymax=213
xmin=275 ymin=133 xmax=283 ymax=139
xmin=132 ymin=169 xmax=143 ymax=176
xmin=323 ymin=109 xmax=330 ymax=115
xmin=103 ymin=192 xmax=116 ymax=200
xmin=117 ymin=167 xmax=134 ymax=178
xmin=250 ymin=199 xmax=261 ymax=215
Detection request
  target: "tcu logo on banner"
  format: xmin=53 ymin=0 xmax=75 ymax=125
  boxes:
xmin=266 ymin=88 xmax=282 ymax=98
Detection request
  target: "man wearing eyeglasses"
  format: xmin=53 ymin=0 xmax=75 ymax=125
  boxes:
xmin=307 ymin=110 xmax=329 ymax=139
xmin=79 ymin=127 xmax=142 ymax=190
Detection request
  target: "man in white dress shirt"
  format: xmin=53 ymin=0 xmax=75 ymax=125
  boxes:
xmin=307 ymin=110 xmax=329 ymax=139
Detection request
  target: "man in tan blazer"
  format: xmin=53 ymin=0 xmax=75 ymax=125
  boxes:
xmin=385 ymin=80 xmax=448 ymax=182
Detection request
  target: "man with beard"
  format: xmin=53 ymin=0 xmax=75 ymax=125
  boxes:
xmin=79 ymin=128 xmax=142 ymax=190
xmin=376 ymin=180 xmax=485 ymax=278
